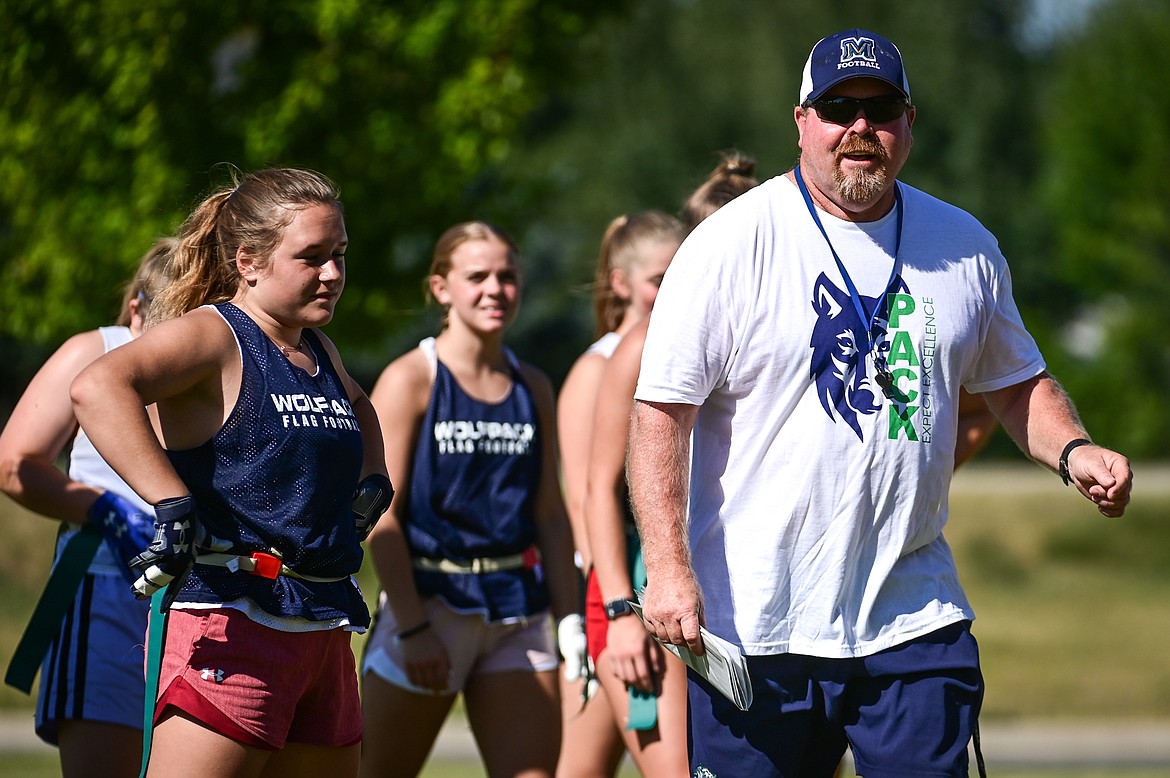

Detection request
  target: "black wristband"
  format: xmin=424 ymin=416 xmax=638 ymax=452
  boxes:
xmin=1059 ymin=438 xmax=1093 ymax=486
xmin=603 ymin=597 xmax=636 ymax=621
xmin=397 ymin=620 xmax=432 ymax=641
xmin=154 ymin=495 xmax=195 ymax=521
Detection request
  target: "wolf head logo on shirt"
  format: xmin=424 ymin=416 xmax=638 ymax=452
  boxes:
xmin=809 ymin=272 xmax=908 ymax=440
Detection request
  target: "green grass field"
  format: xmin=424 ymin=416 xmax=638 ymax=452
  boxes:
xmin=1 ymin=749 xmax=1162 ymax=778
xmin=1 ymin=462 xmax=1167 ymax=776
xmin=3 ymin=756 xmax=1166 ymax=778
xmin=945 ymin=464 xmax=1170 ymax=721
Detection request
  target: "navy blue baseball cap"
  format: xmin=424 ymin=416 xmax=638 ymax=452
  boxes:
xmin=799 ymin=29 xmax=911 ymax=105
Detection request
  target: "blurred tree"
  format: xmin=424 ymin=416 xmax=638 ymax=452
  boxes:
xmin=491 ymin=0 xmax=1046 ymax=386
xmin=0 ymin=0 xmax=623 ymax=367
xmin=1038 ymin=0 xmax=1170 ymax=456
xmin=3 ymin=0 xmax=1161 ymax=459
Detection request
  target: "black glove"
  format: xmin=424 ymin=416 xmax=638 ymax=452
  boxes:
xmin=129 ymin=495 xmax=200 ymax=604
xmin=352 ymin=473 xmax=393 ymax=541
xmin=87 ymin=490 xmax=156 ymax=585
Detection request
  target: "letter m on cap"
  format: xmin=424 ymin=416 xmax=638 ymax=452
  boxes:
xmin=839 ymin=36 xmax=876 ymax=64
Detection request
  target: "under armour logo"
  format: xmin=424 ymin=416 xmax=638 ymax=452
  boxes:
xmin=103 ymin=513 xmax=126 ymax=537
xmin=200 ymin=668 xmax=224 ymax=683
xmin=172 ymin=519 xmax=191 ymax=554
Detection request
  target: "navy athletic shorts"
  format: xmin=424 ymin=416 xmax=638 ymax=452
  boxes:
xmin=688 ymin=620 xmax=983 ymax=778
xmin=36 ymin=570 xmax=149 ymax=744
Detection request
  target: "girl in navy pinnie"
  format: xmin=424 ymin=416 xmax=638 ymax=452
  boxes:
xmin=71 ymin=168 xmax=391 ymax=778
xmin=360 ymin=222 xmax=578 ymax=778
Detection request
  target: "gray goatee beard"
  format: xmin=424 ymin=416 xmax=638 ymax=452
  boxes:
xmin=835 ymin=167 xmax=886 ymax=205
xmin=834 ymin=138 xmax=890 ymax=205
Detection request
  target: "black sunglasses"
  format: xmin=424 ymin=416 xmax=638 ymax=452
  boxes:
xmin=806 ymin=96 xmax=911 ymax=125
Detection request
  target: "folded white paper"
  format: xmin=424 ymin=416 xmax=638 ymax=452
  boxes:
xmin=629 ymin=601 xmax=753 ymax=711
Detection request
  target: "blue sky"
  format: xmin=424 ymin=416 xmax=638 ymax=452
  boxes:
xmin=1021 ymin=0 xmax=1107 ymax=47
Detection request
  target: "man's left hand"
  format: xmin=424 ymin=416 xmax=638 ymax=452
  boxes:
xmin=1068 ymin=445 xmax=1132 ymax=518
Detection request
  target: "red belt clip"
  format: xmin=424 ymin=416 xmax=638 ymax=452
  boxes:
xmin=522 ymin=546 xmax=541 ymax=570
xmin=249 ymin=551 xmax=283 ymax=579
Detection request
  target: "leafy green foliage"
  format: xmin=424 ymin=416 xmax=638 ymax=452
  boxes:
xmin=1038 ymin=0 xmax=1170 ymax=455
xmin=0 ymin=0 xmax=620 ymax=355
xmin=491 ymin=0 xmax=1049 ymax=384
xmin=2 ymin=0 xmax=1167 ymax=457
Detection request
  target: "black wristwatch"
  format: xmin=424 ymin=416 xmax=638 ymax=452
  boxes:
xmin=1059 ymin=438 xmax=1092 ymax=486
xmin=604 ymin=597 xmax=635 ymax=621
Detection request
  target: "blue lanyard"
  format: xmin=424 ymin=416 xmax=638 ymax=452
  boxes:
xmin=794 ymin=165 xmax=904 ymax=356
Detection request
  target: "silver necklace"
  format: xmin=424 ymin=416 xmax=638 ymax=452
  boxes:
xmin=277 ymin=337 xmax=305 ymax=358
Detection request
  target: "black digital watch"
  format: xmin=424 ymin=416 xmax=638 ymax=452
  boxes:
xmin=603 ymin=597 xmax=635 ymax=621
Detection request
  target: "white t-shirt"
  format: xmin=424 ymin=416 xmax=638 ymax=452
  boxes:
xmin=636 ymin=174 xmax=1044 ymax=658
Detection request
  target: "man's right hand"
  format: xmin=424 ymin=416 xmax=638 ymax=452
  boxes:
xmin=639 ymin=570 xmax=707 ymax=656
xmin=129 ymin=495 xmax=199 ymax=602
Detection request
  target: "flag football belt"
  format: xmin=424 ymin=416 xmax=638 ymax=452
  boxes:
xmin=412 ymin=545 xmax=539 ymax=575
xmin=5 ymin=525 xmax=104 ymax=693
xmin=197 ymin=551 xmax=350 ymax=583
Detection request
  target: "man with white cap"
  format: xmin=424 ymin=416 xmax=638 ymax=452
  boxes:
xmin=627 ymin=28 xmax=1132 ymax=777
